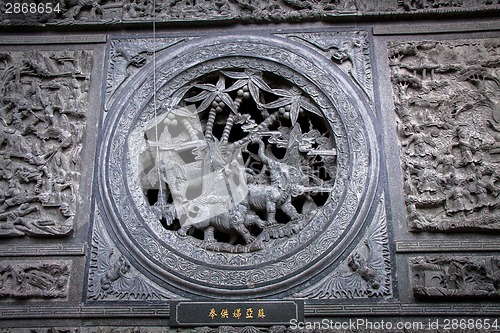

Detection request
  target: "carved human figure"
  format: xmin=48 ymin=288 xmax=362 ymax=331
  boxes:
xmin=468 ymin=171 xmax=495 ymax=210
xmin=247 ymin=137 xmax=300 ymax=225
xmin=402 ymin=124 xmax=435 ymax=157
xmin=454 ymin=128 xmax=477 ymax=165
xmin=416 ymin=166 xmax=439 ymax=195
xmin=441 ymin=260 xmax=463 ymax=290
xmin=444 ymin=176 xmax=474 ymax=216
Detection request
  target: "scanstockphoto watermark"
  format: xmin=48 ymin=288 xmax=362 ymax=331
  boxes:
xmin=289 ymin=319 xmax=426 ymax=331
xmin=289 ymin=318 xmax=499 ymax=331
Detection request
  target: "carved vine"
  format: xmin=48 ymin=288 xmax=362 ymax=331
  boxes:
xmin=389 ymin=39 xmax=500 ymax=232
xmin=0 ymin=261 xmax=70 ymax=298
xmin=411 ymin=256 xmax=500 ymax=298
xmin=0 ymin=50 xmax=91 ymax=237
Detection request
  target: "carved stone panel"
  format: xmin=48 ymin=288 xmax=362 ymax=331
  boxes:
xmin=0 ymin=260 xmax=71 ymax=298
xmin=0 ymin=50 xmax=92 ymax=237
xmin=295 ymin=196 xmax=392 ymax=299
xmin=411 ymin=256 xmax=500 ymax=298
xmin=389 ymin=38 xmax=500 ymax=232
xmin=1 ymin=0 xmax=498 ymax=26
xmin=86 ymin=31 xmax=391 ymax=301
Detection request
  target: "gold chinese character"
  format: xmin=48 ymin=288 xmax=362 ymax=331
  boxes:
xmin=257 ymin=308 xmax=265 ymax=318
xmin=208 ymin=308 xmax=217 ymax=319
xmin=232 ymin=308 xmax=242 ymax=319
xmin=245 ymin=308 xmax=253 ymax=319
xmin=221 ymin=308 xmax=229 ymax=319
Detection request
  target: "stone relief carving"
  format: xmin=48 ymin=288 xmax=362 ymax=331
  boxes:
xmin=105 ymin=37 xmax=191 ymax=111
xmin=86 ymin=212 xmax=176 ymax=301
xmin=295 ymin=196 xmax=392 ymax=299
xmin=398 ymin=0 xmax=500 ymax=11
xmin=280 ymin=31 xmax=373 ymax=103
xmin=389 ymin=39 xmax=500 ymax=232
xmin=91 ymin=33 xmax=383 ymax=299
xmin=1 ymin=0 xmax=498 ymax=26
xmin=0 ymin=50 xmax=91 ymax=237
xmin=138 ymin=70 xmax=337 ymax=254
xmin=411 ymin=256 xmax=500 ymax=298
xmin=0 ymin=260 xmax=70 ymax=298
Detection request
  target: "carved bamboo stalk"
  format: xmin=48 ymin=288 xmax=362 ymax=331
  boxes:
xmin=204 ymin=107 xmax=217 ymax=140
xmin=221 ymin=95 xmax=242 ymax=144
xmin=182 ymin=118 xmax=199 ymax=141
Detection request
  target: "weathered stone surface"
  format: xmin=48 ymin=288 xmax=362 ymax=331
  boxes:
xmin=0 ymin=50 xmax=92 ymax=237
xmin=0 ymin=260 xmax=71 ymax=298
xmin=296 ymin=196 xmax=392 ymax=299
xmin=1 ymin=0 xmax=498 ymax=26
xmin=411 ymin=256 xmax=500 ymax=298
xmin=88 ymin=31 xmax=388 ymax=300
xmin=389 ymin=39 xmax=500 ymax=232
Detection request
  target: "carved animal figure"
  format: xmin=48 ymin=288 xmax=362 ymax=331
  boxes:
xmin=247 ymin=138 xmax=300 ymax=225
xmin=177 ymin=202 xmax=262 ymax=244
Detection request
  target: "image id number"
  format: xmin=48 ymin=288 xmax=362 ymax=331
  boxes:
xmin=5 ymin=2 xmax=61 ymax=14
xmin=443 ymin=318 xmax=498 ymax=330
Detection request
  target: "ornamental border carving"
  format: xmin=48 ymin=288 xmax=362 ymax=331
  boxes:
xmin=89 ymin=32 xmax=385 ymax=299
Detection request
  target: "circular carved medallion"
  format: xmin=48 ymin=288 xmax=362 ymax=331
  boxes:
xmin=99 ymin=35 xmax=379 ymax=298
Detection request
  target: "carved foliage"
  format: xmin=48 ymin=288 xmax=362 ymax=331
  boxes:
xmin=295 ymin=196 xmax=392 ymax=299
xmin=0 ymin=50 xmax=91 ymax=237
xmin=137 ymin=68 xmax=336 ymax=253
xmin=389 ymin=39 xmax=500 ymax=232
xmin=411 ymin=256 xmax=500 ymax=298
xmin=0 ymin=260 xmax=70 ymax=298
xmin=93 ymin=34 xmax=379 ymax=298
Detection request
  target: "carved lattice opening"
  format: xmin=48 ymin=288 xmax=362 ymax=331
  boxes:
xmin=139 ymin=69 xmax=337 ymax=251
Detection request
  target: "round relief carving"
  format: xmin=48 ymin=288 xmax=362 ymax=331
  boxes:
xmin=99 ymin=35 xmax=379 ymax=298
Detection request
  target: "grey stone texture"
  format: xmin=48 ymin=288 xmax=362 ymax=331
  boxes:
xmin=0 ymin=1 xmax=499 ymax=332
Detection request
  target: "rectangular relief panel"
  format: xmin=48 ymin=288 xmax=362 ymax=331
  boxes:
xmin=1 ymin=1 xmax=498 ymax=26
xmin=0 ymin=260 xmax=71 ymax=298
xmin=0 ymin=49 xmax=93 ymax=238
xmin=411 ymin=256 xmax=500 ymax=298
xmin=388 ymin=38 xmax=500 ymax=232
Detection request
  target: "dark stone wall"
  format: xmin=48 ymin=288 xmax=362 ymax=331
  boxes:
xmin=0 ymin=1 xmax=499 ymax=331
